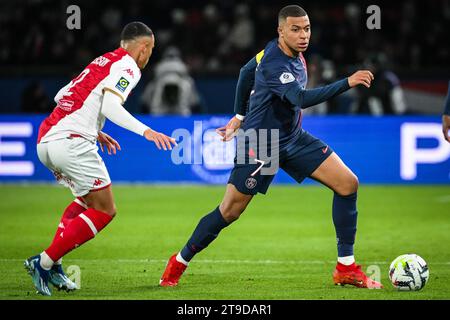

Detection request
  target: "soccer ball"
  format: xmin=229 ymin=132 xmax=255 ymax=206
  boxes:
xmin=389 ymin=254 xmax=429 ymax=291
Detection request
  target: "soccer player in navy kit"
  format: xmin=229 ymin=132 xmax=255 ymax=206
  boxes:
xmin=161 ymin=5 xmax=383 ymax=289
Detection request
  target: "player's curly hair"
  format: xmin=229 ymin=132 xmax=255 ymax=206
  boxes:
xmin=278 ymin=5 xmax=307 ymax=24
xmin=121 ymin=21 xmax=153 ymax=42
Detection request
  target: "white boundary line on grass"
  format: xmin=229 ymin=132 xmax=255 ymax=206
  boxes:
xmin=2 ymin=258 xmax=450 ymax=265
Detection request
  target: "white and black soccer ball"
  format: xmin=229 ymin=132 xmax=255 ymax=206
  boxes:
xmin=389 ymin=254 xmax=429 ymax=291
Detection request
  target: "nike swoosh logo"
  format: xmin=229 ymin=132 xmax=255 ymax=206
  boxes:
xmin=322 ymin=146 xmax=328 ymax=154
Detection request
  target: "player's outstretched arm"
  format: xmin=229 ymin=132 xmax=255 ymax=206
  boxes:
xmin=100 ymin=90 xmax=176 ymax=150
xmin=283 ymin=70 xmax=374 ymax=109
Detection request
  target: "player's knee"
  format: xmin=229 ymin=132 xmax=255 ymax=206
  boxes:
xmin=106 ymin=203 xmax=117 ymax=217
xmin=222 ymin=211 xmax=241 ymax=223
xmin=93 ymin=203 xmax=116 ymax=217
xmin=219 ymin=201 xmax=247 ymax=223
xmin=334 ymin=173 xmax=359 ymax=196
xmin=340 ymin=174 xmax=359 ymax=196
xmin=107 ymin=205 xmax=117 ymax=218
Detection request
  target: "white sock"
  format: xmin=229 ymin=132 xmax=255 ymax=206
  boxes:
xmin=176 ymin=252 xmax=189 ymax=266
xmin=40 ymin=251 xmax=54 ymax=270
xmin=55 ymin=258 xmax=62 ymax=265
xmin=338 ymin=255 xmax=355 ymax=266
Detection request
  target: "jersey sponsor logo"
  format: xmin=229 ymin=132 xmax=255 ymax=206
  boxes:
xmin=124 ymin=68 xmax=135 ymax=78
xmin=245 ymin=177 xmax=257 ymax=189
xmin=279 ymin=72 xmax=295 ymax=84
xmin=115 ymin=77 xmax=130 ymax=92
xmin=58 ymin=99 xmax=74 ymax=111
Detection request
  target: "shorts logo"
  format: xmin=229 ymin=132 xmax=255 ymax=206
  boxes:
xmin=245 ymin=177 xmax=257 ymax=189
xmin=115 ymin=77 xmax=130 ymax=92
xmin=279 ymin=72 xmax=295 ymax=84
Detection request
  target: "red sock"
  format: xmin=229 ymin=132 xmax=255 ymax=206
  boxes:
xmin=45 ymin=208 xmax=113 ymax=262
xmin=51 ymin=198 xmax=87 ymax=245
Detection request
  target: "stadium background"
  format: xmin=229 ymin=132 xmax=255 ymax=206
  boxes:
xmin=0 ymin=0 xmax=449 ymax=301
xmin=1 ymin=0 xmax=449 ymax=184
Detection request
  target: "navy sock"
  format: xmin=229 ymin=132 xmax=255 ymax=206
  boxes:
xmin=332 ymin=192 xmax=358 ymax=257
xmin=180 ymin=207 xmax=229 ymax=262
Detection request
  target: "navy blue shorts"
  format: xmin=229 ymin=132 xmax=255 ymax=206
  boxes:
xmin=228 ymin=130 xmax=333 ymax=195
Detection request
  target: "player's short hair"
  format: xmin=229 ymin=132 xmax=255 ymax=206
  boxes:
xmin=278 ymin=5 xmax=307 ymax=24
xmin=120 ymin=22 xmax=153 ymax=42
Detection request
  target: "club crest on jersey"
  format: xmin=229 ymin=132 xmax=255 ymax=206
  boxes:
xmin=245 ymin=177 xmax=257 ymax=189
xmin=279 ymin=72 xmax=295 ymax=84
xmin=115 ymin=77 xmax=130 ymax=92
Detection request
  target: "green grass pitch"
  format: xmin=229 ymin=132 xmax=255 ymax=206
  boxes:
xmin=0 ymin=184 xmax=449 ymax=300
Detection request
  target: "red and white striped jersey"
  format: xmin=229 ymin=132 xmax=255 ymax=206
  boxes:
xmin=37 ymin=47 xmax=141 ymax=144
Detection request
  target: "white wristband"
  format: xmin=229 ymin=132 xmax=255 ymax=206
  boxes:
xmin=235 ymin=114 xmax=245 ymax=121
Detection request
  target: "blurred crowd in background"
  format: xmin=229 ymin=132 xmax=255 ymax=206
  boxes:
xmin=1 ymin=0 xmax=449 ymax=115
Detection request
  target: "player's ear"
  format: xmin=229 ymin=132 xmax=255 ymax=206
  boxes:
xmin=140 ymin=42 xmax=147 ymax=55
xmin=277 ymin=25 xmax=284 ymax=38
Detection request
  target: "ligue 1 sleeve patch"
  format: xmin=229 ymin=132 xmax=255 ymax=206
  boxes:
xmin=279 ymin=72 xmax=295 ymax=84
xmin=115 ymin=77 xmax=130 ymax=92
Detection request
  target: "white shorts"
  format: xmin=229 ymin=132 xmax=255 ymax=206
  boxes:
xmin=37 ymin=136 xmax=111 ymax=197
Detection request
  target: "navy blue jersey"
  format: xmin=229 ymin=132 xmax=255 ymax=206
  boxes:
xmin=243 ymin=39 xmax=308 ymax=149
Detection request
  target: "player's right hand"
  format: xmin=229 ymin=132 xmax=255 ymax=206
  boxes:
xmin=348 ymin=70 xmax=374 ymax=88
xmin=98 ymin=131 xmax=121 ymax=155
xmin=442 ymin=115 xmax=450 ymax=143
xmin=216 ymin=116 xmax=242 ymax=142
xmin=143 ymin=129 xmax=177 ymax=151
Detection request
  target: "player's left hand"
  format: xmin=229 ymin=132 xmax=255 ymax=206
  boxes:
xmin=98 ymin=131 xmax=121 ymax=155
xmin=442 ymin=115 xmax=450 ymax=143
xmin=348 ymin=70 xmax=374 ymax=88
xmin=216 ymin=116 xmax=242 ymax=142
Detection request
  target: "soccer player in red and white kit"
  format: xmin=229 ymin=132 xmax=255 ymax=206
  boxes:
xmin=24 ymin=22 xmax=176 ymax=296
